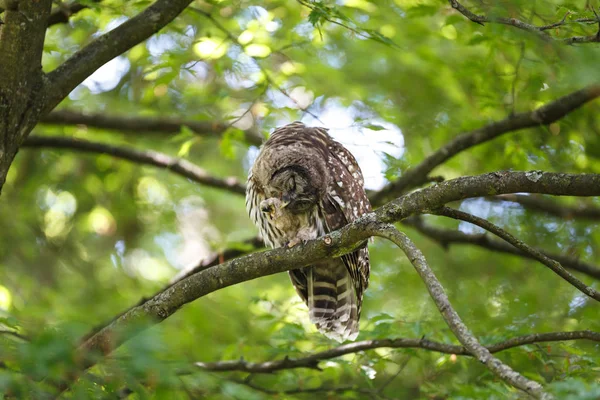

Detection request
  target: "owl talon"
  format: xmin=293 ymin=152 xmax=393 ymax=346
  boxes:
xmin=260 ymin=198 xmax=283 ymax=218
xmin=287 ymin=236 xmax=310 ymax=248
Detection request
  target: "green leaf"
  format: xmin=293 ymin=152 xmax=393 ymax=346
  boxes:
xmin=0 ymin=316 xmax=18 ymax=329
xmin=177 ymin=138 xmax=196 ymax=157
xmin=364 ymin=123 xmax=387 ymax=131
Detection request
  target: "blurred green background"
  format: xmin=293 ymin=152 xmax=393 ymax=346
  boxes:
xmin=1 ymin=0 xmax=599 ymax=398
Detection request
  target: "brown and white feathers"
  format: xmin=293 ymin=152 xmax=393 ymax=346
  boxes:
xmin=245 ymin=121 xmax=371 ymax=342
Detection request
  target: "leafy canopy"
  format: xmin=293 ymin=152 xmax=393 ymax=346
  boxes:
xmin=1 ymin=0 xmax=599 ymax=398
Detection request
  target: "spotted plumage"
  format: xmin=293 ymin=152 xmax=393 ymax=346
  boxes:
xmin=245 ymin=121 xmax=371 ymax=341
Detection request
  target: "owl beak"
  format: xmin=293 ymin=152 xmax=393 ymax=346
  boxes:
xmin=280 ymin=193 xmax=292 ymax=208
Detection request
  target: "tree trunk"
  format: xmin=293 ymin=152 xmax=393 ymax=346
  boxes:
xmin=0 ymin=0 xmax=52 ymax=193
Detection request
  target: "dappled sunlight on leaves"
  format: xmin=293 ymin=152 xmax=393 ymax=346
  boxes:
xmin=0 ymin=0 xmax=598 ymax=398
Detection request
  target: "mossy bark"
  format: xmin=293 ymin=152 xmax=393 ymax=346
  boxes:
xmin=0 ymin=0 xmax=52 ymax=193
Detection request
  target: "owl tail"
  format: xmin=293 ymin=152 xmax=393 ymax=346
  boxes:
xmin=307 ymin=264 xmax=359 ymax=342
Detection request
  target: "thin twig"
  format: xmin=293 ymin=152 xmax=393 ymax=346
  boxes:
xmin=40 ymin=110 xmax=263 ymax=146
xmin=226 ymin=84 xmax=269 ymax=130
xmin=0 ymin=329 xmax=29 ymax=341
xmin=448 ymin=0 xmax=600 ymax=44
xmin=195 ymin=330 xmax=599 ymax=373
xmin=23 ymin=136 xmax=246 ymax=195
xmin=404 ymin=217 xmax=600 ymax=280
xmin=374 ymin=225 xmax=550 ymax=399
xmin=432 ymin=207 xmax=600 ymax=302
xmin=538 ymin=12 xmax=571 ymax=30
xmin=189 ymin=7 xmax=325 ymax=123
xmin=489 ymin=194 xmax=600 ymax=221
xmin=372 ymin=84 xmax=600 ymax=204
xmin=377 ymin=355 xmax=410 ymax=394
xmin=296 ymin=0 xmax=402 ymax=50
xmin=43 ymin=0 xmax=195 ymax=112
xmin=510 ymin=42 xmax=526 ymax=115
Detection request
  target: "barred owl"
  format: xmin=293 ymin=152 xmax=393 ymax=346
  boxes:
xmin=245 ymin=121 xmax=371 ymax=342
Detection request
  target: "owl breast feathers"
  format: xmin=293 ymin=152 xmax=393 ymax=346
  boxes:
xmin=245 ymin=121 xmax=372 ymax=342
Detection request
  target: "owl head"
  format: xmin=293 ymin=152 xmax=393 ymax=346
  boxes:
xmin=252 ymin=145 xmax=328 ymax=214
xmin=267 ymin=165 xmax=318 ymax=213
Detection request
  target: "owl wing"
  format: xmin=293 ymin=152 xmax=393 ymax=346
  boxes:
xmin=320 ymin=138 xmax=372 ymax=310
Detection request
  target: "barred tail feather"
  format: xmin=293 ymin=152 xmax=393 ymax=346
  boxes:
xmin=308 ymin=264 xmax=359 ymax=342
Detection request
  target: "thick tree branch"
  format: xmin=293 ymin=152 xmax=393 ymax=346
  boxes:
xmin=168 ymin=237 xmax=263 ymax=286
xmin=24 ymin=131 xmax=600 ymax=305
xmin=0 ymin=0 xmax=53 ymax=192
xmin=23 ymin=136 xmax=246 ymax=194
xmin=195 ymin=330 xmax=600 ymax=373
xmin=404 ymin=217 xmax=600 ymax=280
xmin=374 ymin=226 xmax=549 ymax=399
xmin=377 ymin=171 xmax=600 ymax=224
xmin=371 ymin=85 xmax=600 ymax=204
xmin=65 ymin=171 xmax=600 ymax=394
xmin=80 ymin=237 xmax=263 ymax=342
xmin=447 ymin=0 xmax=600 ymax=44
xmin=40 ymin=110 xmax=263 ymax=145
xmin=88 ymin=202 xmax=600 ymax=348
xmin=433 ymin=207 xmax=600 ymax=302
xmin=43 ymin=0 xmax=194 ymax=112
xmin=490 ymin=194 xmax=600 ymax=221
xmin=0 ymin=0 xmax=51 ymax=89
xmin=57 ymin=218 xmax=376 ymax=394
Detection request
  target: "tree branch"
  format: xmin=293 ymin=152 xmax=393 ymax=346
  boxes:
xmin=43 ymin=0 xmax=194 ymax=112
xmin=404 ymin=217 xmax=600 ymax=280
xmin=86 ymin=200 xmax=600 ymax=350
xmin=58 ymin=218 xmax=375 ymax=393
xmin=448 ymin=0 xmax=550 ymax=38
xmin=23 ymin=130 xmax=600 ymax=298
xmin=377 ymin=171 xmax=600 ymax=224
xmin=447 ymin=0 xmax=600 ymax=44
xmin=190 ymin=8 xmax=325 ymax=123
xmin=40 ymin=110 xmax=263 ymax=145
xmin=563 ymin=33 xmax=600 ymax=45
xmin=490 ymin=194 xmax=600 ymax=221
xmin=374 ymin=226 xmax=549 ymax=399
xmin=0 ymin=0 xmax=52 ymax=90
xmin=47 ymin=1 xmax=97 ymax=27
xmin=80 ymin=237 xmax=263 ymax=343
xmin=35 ymin=85 xmax=600 ymax=206
xmin=61 ymin=171 xmax=600 ymax=393
xmin=0 ymin=329 xmax=29 ymax=341
xmin=432 ymin=207 xmax=600 ymax=302
xmin=23 ymin=136 xmax=246 ymax=195
xmin=195 ymin=330 xmax=600 ymax=373
xmin=371 ymin=85 xmax=600 ymax=204
xmin=0 ymin=0 xmax=53 ymax=192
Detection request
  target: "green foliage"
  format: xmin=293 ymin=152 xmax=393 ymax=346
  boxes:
xmin=1 ymin=0 xmax=599 ymax=398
